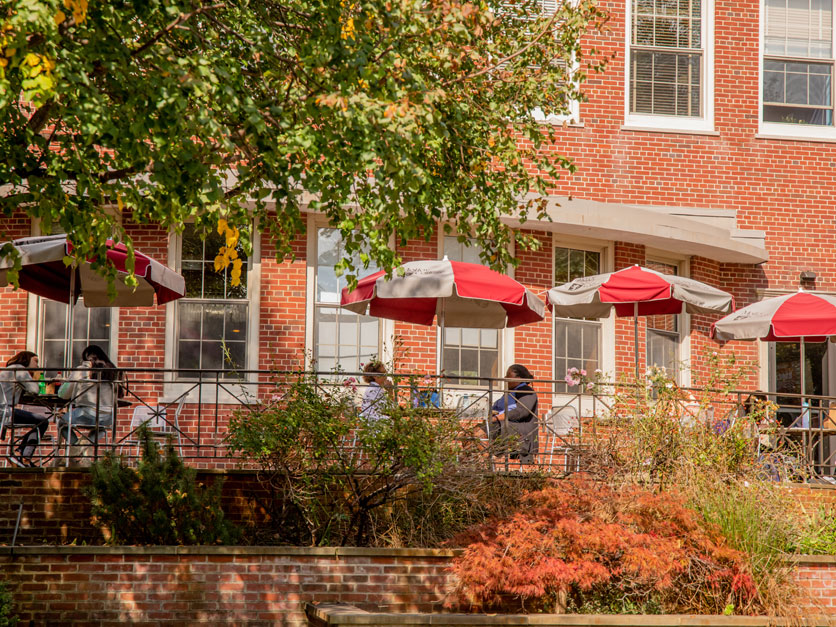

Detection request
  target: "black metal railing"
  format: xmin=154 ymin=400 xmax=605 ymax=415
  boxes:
xmin=0 ymin=367 xmax=833 ymax=482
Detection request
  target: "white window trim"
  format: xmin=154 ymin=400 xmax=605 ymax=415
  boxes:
xmin=163 ymin=221 xmax=261 ymax=405
xmin=623 ymin=0 xmax=716 ymax=132
xmin=437 ymin=231 xmax=514 ymax=387
xmin=758 ymin=0 xmax=836 ymax=139
xmin=305 ymin=213 xmax=394 ymax=375
xmin=26 ymin=219 xmax=121 ymax=366
xmin=552 ymin=236 xmax=614 ymax=411
xmin=645 ymin=251 xmax=691 ymax=387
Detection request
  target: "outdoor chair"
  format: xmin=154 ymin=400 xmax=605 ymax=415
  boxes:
xmin=544 ymin=404 xmax=580 ymax=472
xmin=0 ymin=385 xmax=53 ymax=467
xmin=122 ymin=397 xmax=186 ymax=458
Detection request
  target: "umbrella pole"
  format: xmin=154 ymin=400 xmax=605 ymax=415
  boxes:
xmin=634 ymin=302 xmax=640 ymax=382
xmin=64 ymin=268 xmax=77 ymax=370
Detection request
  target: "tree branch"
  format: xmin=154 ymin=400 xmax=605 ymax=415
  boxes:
xmin=131 ymin=3 xmax=226 ymax=58
xmin=441 ymin=10 xmax=559 ymax=87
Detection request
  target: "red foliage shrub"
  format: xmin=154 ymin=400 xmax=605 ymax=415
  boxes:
xmin=449 ymin=478 xmax=761 ymax=615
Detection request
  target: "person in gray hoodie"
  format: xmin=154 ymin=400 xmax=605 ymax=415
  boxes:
xmin=58 ymin=345 xmax=123 ymax=452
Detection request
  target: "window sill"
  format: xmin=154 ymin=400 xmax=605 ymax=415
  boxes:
xmin=620 ymin=125 xmax=720 ymax=137
xmin=538 ymin=119 xmax=585 ymax=129
xmin=755 ymin=132 xmax=836 ymax=144
xmin=161 ymin=380 xmax=259 ymax=406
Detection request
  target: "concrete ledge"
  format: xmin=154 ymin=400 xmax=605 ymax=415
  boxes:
xmin=305 ymin=603 xmax=827 ymax=626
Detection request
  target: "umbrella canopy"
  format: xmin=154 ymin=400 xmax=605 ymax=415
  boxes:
xmin=548 ymin=264 xmax=735 ymax=318
xmin=340 ymin=259 xmax=545 ymax=329
xmin=0 ymin=234 xmax=185 ymax=307
xmin=712 ymin=291 xmax=836 ymax=343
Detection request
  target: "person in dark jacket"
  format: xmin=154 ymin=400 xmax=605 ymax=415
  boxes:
xmin=488 ymin=364 xmax=539 ymax=463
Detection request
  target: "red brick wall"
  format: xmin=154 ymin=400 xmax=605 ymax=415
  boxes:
xmin=0 ymin=546 xmax=831 ymax=625
xmin=0 ymin=547 xmax=455 ymax=626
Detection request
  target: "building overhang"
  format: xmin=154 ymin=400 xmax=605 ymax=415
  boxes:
xmin=507 ymin=196 xmax=768 ymax=265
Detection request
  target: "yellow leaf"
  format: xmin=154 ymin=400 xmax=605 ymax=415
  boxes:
xmin=55 ymin=10 xmax=66 ymax=25
xmin=214 ymin=255 xmax=224 ymax=272
xmin=227 ymin=248 xmax=238 ymax=260
xmin=225 ymin=227 xmax=239 ymax=249
xmin=116 ymin=194 xmax=124 ymax=211
xmin=217 ymin=218 xmax=228 ymax=235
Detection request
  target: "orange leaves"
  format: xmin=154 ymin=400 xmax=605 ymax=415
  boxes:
xmin=449 ymin=478 xmax=761 ymax=615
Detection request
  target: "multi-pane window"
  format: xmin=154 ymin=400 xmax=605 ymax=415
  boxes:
xmin=441 ymin=237 xmax=500 ymax=386
xmin=554 ymin=247 xmax=601 ymax=393
xmin=630 ymin=0 xmax=704 ymax=117
xmin=646 ymin=260 xmax=680 ymax=378
xmin=763 ymin=0 xmax=834 ymax=125
xmin=41 ymin=300 xmax=112 ymax=375
xmin=314 ymin=228 xmax=380 ymax=375
xmin=176 ymin=224 xmax=248 ymax=378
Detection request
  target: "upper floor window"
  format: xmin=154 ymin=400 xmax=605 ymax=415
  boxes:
xmin=441 ymin=237 xmax=500 ymax=386
xmin=763 ymin=0 xmax=834 ymax=128
xmin=176 ymin=224 xmax=248 ymax=379
xmin=626 ymin=0 xmax=714 ymax=131
xmin=314 ymin=228 xmax=381 ymax=375
xmin=554 ymin=246 xmax=601 ymax=393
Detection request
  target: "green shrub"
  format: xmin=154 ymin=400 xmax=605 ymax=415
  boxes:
xmin=226 ymin=371 xmax=498 ymax=546
xmin=0 ymin=581 xmax=17 ymax=627
xmin=87 ymin=427 xmax=239 ymax=545
xmin=797 ymin=504 xmax=836 ymax=555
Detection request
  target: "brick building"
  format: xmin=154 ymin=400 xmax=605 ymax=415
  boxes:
xmin=1 ymin=0 xmax=831 ymax=435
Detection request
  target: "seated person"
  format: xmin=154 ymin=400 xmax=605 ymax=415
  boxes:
xmin=359 ymin=361 xmax=393 ymax=421
xmin=486 ymin=364 xmax=539 ymax=463
xmin=0 ymin=351 xmax=50 ymax=466
xmin=57 ymin=345 xmax=123 ymax=455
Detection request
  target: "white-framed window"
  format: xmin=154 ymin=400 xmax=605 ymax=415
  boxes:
xmin=760 ymin=0 xmax=836 ymax=138
xmin=553 ymin=246 xmax=602 ymax=393
xmin=645 ymin=259 xmax=683 ymax=379
xmin=625 ymin=0 xmax=715 ymax=132
xmin=39 ymin=300 xmax=115 ymax=376
xmin=173 ymin=224 xmax=252 ymax=380
xmin=440 ymin=236 xmax=501 ymax=386
xmin=529 ymin=0 xmax=582 ymax=125
xmin=313 ymin=227 xmax=382 ymax=375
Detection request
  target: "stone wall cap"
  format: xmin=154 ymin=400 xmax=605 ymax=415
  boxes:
xmin=305 ymin=604 xmax=827 ymax=626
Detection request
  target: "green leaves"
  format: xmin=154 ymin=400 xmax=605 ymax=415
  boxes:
xmin=1 ymin=0 xmax=607 ymax=284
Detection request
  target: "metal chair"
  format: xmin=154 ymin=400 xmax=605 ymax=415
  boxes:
xmin=544 ymin=404 xmax=580 ymax=472
xmin=123 ymin=397 xmax=186 ymax=458
xmin=0 ymin=384 xmax=53 ymax=467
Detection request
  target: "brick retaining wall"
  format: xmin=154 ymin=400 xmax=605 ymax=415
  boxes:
xmin=2 ymin=468 xmax=835 ymax=546
xmin=0 ymin=547 xmax=833 ymax=626
xmin=0 ymin=546 xmax=456 ymax=626
xmin=0 ymin=468 xmax=272 ymax=545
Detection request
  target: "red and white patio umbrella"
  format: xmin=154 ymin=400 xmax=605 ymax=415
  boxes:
xmin=0 ymin=234 xmax=186 ymax=366
xmin=712 ymin=290 xmax=836 ymax=409
xmin=0 ymin=234 xmax=185 ymax=307
xmin=548 ymin=265 xmax=735 ymax=377
xmin=340 ymin=258 xmax=545 ymax=328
